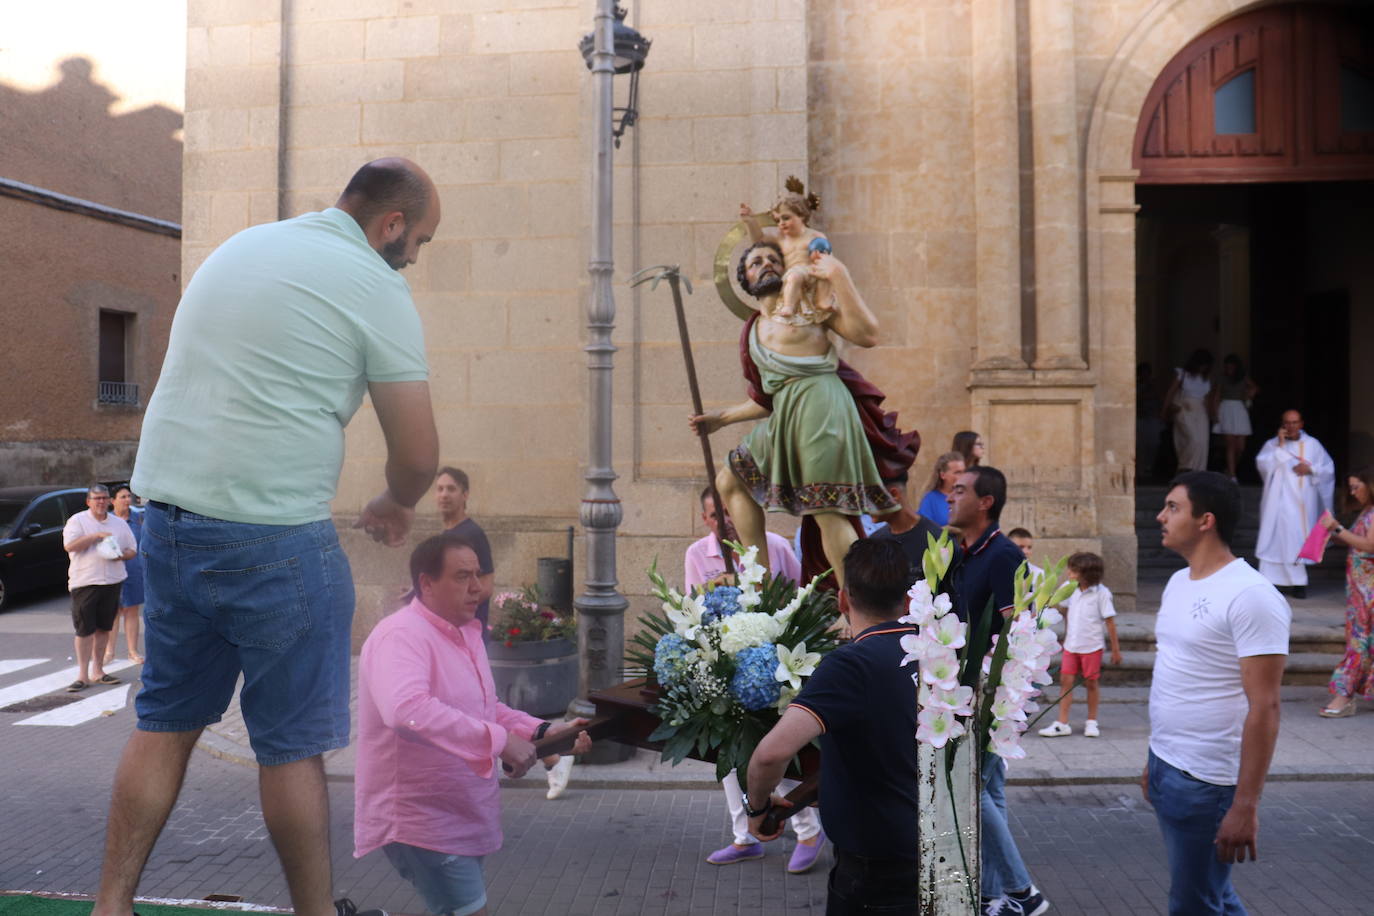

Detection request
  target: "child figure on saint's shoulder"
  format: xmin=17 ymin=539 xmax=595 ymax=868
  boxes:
xmin=738 ymin=176 xmax=834 ymax=325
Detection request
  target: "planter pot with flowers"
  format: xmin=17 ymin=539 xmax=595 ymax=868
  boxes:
xmin=486 ymin=587 xmax=579 ymax=718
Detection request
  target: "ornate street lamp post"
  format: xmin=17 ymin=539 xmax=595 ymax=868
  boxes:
xmin=575 ymin=4 xmax=649 ymax=707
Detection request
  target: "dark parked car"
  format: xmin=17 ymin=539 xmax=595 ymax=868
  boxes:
xmin=0 ymin=486 xmax=88 ymax=611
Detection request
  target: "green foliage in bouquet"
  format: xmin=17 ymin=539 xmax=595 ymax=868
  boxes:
xmin=626 ymin=543 xmax=840 ymax=783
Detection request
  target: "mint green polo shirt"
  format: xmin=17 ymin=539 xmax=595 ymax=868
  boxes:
xmin=132 ymin=208 xmax=428 ymax=526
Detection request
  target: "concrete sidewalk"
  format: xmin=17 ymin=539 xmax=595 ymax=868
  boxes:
xmin=197 ymin=665 xmax=1374 ymax=788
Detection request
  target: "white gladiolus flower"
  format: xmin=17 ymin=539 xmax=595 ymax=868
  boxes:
xmin=928 ymin=613 xmax=967 ymax=651
xmin=990 ymin=685 xmax=1028 ymax=722
xmin=990 ymin=720 xmax=1026 ymax=759
xmin=927 ymin=685 xmax=975 ymax=716
xmin=898 ymin=633 xmax=925 ymax=668
xmin=916 ymin=706 xmax=966 ymax=748
xmin=920 ymin=651 xmax=961 ymax=691
xmin=907 ymin=579 xmax=934 ymax=606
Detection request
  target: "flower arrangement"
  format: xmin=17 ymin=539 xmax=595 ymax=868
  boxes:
xmin=488 ymin=586 xmax=575 ymax=647
xmin=900 ymin=530 xmax=1076 ymax=901
xmin=627 ymin=542 xmax=840 ymax=781
xmin=901 ymin=531 xmax=1075 ymax=759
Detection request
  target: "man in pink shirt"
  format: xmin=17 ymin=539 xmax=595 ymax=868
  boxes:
xmin=685 ymin=485 xmax=800 ymax=589
xmin=355 ymin=533 xmax=590 ymax=916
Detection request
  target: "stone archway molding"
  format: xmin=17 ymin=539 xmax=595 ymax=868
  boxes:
xmin=1079 ymin=0 xmax=1304 ymax=442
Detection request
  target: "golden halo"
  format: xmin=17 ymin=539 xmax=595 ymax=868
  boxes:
xmin=714 ymin=212 xmax=775 ymax=321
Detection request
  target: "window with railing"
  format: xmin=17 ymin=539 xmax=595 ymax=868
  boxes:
xmin=98 ymin=309 xmax=138 ymax=406
xmin=98 ymin=380 xmax=139 ymax=405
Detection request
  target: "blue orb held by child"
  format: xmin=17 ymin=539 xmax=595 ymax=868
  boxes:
xmin=808 ymin=237 xmax=832 ymax=257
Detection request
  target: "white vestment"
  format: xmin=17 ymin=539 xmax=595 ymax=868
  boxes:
xmin=1255 ymin=432 xmax=1335 ymax=586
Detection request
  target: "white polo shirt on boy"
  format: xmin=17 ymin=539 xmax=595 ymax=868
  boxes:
xmin=1063 ymin=583 xmax=1116 ymax=654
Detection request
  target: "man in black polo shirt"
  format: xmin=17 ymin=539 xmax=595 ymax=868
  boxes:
xmin=946 ymin=466 xmax=1049 ymax=916
xmin=870 ymin=471 xmax=945 ymax=583
xmin=744 ymin=538 xmax=919 ymax=914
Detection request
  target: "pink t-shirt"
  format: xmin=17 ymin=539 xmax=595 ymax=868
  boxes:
xmin=354 ymin=597 xmax=542 ymax=858
xmin=62 ymin=509 xmax=135 ymax=590
xmin=684 ymin=531 xmax=801 ymax=589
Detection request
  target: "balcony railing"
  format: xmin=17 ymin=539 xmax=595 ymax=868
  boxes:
xmin=98 ymin=381 xmax=140 ymax=406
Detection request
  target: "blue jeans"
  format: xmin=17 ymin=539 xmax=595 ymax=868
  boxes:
xmin=384 ymin=843 xmax=487 ymax=916
xmin=1148 ymin=751 xmax=1247 ymax=915
xmin=136 ymin=502 xmax=355 ymax=766
xmin=981 ymin=753 xmax=1032 ymax=898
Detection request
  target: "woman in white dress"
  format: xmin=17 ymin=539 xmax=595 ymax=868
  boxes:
xmin=1209 ymin=353 xmax=1260 ymax=482
xmin=1162 ymin=348 xmax=1213 ymax=473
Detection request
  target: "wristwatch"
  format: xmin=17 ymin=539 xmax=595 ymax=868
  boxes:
xmin=533 ymin=721 xmax=552 ymax=741
xmin=743 ymin=793 xmax=772 ymax=818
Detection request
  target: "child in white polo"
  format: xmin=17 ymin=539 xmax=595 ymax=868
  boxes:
xmin=1039 ymin=552 xmax=1122 ymax=738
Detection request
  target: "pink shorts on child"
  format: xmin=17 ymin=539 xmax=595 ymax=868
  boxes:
xmin=1062 ymin=649 xmax=1103 ymax=680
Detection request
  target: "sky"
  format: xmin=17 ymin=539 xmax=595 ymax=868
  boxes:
xmin=0 ymin=1 xmax=187 ymax=115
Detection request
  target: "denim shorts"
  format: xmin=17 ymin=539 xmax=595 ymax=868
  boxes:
xmin=384 ymin=842 xmax=486 ymax=916
xmin=135 ymin=502 xmax=355 ymax=766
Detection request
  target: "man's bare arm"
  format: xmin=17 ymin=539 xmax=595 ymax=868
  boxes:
xmin=689 ymin=399 xmax=771 ymax=436
xmin=746 ymin=706 xmax=822 ymax=841
xmin=357 ymin=380 xmax=439 ymax=546
xmin=1214 ymin=653 xmax=1284 ymax=864
xmin=814 ymin=255 xmax=879 ymax=347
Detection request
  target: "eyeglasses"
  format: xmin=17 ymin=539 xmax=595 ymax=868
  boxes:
xmin=88 ymin=495 xmax=111 ymax=500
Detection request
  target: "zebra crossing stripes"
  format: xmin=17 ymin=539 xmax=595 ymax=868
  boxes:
xmin=0 ymin=658 xmax=138 ymax=714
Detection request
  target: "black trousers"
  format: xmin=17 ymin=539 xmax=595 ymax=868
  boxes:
xmin=826 ymin=847 xmax=920 ymax=914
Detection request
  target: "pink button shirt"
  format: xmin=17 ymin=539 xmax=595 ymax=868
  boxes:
xmin=354 ymin=597 xmax=541 ymax=859
xmin=684 ymin=531 xmax=801 ymax=589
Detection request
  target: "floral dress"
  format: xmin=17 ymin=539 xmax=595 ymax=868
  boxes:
xmin=1329 ymin=507 xmax=1374 ymax=698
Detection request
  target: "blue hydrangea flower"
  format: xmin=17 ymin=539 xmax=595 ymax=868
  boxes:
xmin=730 ymin=643 xmax=781 ymax=711
xmin=653 ymin=633 xmax=690 ymax=688
xmin=701 ymin=586 xmax=742 ymax=623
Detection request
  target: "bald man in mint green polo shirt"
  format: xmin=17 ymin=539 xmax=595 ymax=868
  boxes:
xmin=92 ymin=159 xmax=442 ymax=916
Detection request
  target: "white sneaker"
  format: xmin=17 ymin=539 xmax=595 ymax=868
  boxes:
xmin=1084 ymin=719 xmax=1100 ymax=738
xmin=1038 ymin=720 xmax=1071 ymax=737
xmin=545 ymin=754 xmax=574 ymax=800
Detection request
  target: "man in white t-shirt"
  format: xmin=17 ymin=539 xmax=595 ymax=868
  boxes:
xmin=62 ymin=484 xmax=137 ymax=693
xmin=1145 ymin=471 xmax=1289 ymax=915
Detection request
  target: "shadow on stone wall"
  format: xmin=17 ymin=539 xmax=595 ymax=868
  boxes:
xmin=0 ymin=56 xmax=182 ymax=219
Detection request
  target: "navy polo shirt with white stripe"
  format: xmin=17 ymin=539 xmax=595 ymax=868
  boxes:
xmin=790 ymin=622 xmax=920 ymax=861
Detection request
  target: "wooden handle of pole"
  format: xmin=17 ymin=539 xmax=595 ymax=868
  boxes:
xmin=668 ymin=271 xmax=733 ymax=575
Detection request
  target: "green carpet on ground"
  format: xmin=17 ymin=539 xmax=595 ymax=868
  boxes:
xmin=0 ymin=896 xmax=276 ymax=915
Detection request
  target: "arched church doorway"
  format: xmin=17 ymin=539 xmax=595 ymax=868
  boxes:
xmin=1132 ymin=2 xmax=1374 ymax=486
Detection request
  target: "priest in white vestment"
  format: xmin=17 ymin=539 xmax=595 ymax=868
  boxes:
xmin=1256 ymin=410 xmax=1335 ymax=596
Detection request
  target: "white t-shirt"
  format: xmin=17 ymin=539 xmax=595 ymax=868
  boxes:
xmin=1149 ymin=558 xmax=1290 ymax=785
xmin=1063 ymin=583 xmax=1116 ymax=654
xmin=63 ymin=510 xmax=135 ymax=590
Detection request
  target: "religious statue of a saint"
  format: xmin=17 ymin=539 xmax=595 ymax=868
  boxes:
xmin=691 ymin=192 xmax=917 ymax=587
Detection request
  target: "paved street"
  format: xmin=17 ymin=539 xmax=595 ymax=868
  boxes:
xmin=4 ymin=591 xmax=1373 ymax=914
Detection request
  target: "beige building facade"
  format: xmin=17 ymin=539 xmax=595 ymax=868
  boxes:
xmin=179 ymin=0 xmax=1373 ymax=637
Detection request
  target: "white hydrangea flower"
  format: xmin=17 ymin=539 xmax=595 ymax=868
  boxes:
xmin=718 ymin=611 xmax=783 ymax=655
